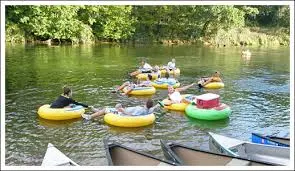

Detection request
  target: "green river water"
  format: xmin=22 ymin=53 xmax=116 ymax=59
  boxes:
xmin=5 ymin=44 xmax=290 ymax=166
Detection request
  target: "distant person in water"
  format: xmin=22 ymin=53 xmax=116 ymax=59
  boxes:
xmin=130 ymin=59 xmax=153 ymax=76
xmin=114 ymin=74 xmax=153 ymax=95
xmin=161 ymin=58 xmax=177 ymax=73
xmin=156 ymin=72 xmax=177 ymax=85
xmin=50 ymin=86 xmax=93 ymax=109
xmin=152 ymin=65 xmax=162 ymax=79
xmin=162 ymin=58 xmax=176 ymax=70
xmin=241 ymin=49 xmax=251 ymax=57
xmin=81 ymin=99 xmax=161 ymax=120
xmin=197 ymin=71 xmax=222 ymax=88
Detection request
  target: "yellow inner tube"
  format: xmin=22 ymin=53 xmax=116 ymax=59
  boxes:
xmin=104 ymin=113 xmax=156 ymax=127
xmin=162 ymin=94 xmax=192 ymax=111
xmin=203 ymin=82 xmax=224 ymax=89
xmin=123 ymin=86 xmax=156 ymax=95
xmin=136 ymin=73 xmax=159 ymax=80
xmin=152 ymin=81 xmax=180 ymax=89
xmin=160 ymin=68 xmax=180 ymax=75
xmin=38 ymin=104 xmax=85 ymax=120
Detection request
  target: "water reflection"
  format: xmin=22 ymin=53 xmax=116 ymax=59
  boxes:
xmin=38 ymin=117 xmax=81 ymax=128
xmin=186 ymin=116 xmax=230 ymax=129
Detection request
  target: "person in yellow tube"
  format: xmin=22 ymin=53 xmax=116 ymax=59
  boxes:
xmin=130 ymin=59 xmax=153 ymax=76
xmin=50 ymin=86 xmax=93 ymax=109
xmin=113 ymin=74 xmax=153 ymax=95
xmin=81 ymin=99 xmax=161 ymax=120
xmin=197 ymin=71 xmax=223 ymax=88
xmin=159 ymin=83 xmax=195 ymax=106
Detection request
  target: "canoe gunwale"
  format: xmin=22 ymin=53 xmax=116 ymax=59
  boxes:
xmin=103 ymin=139 xmax=177 ymax=166
xmin=160 ymin=140 xmax=275 ymax=166
xmin=252 ymin=133 xmax=290 ymax=147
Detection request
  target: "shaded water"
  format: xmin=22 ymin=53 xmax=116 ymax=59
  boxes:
xmin=5 ymin=44 xmax=290 ymax=166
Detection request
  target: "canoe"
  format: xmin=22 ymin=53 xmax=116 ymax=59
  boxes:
xmin=208 ymin=132 xmax=290 ymax=166
xmin=251 ymin=133 xmax=289 ymax=147
xmin=160 ymin=140 xmax=274 ymax=166
xmin=104 ymin=139 xmax=177 ymax=166
xmin=41 ymin=143 xmax=79 ymax=166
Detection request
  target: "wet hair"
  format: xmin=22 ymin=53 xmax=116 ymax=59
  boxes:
xmin=146 ymin=99 xmax=153 ymax=109
xmin=147 ymin=74 xmax=153 ymax=80
xmin=165 ymin=72 xmax=170 ymax=79
xmin=115 ymin=103 xmax=123 ymax=109
xmin=214 ymin=71 xmax=220 ymax=77
xmin=141 ymin=58 xmax=146 ymax=63
xmin=63 ymin=86 xmax=71 ymax=96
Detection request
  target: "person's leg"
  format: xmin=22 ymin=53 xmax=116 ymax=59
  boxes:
xmin=202 ymin=77 xmax=213 ymax=86
xmin=163 ymin=99 xmax=173 ymax=105
xmin=117 ymin=81 xmax=130 ymax=91
xmin=91 ymin=108 xmax=107 ymax=118
xmin=81 ymin=108 xmax=107 ymax=120
xmin=122 ymin=86 xmax=133 ymax=95
xmin=130 ymin=70 xmax=141 ymax=76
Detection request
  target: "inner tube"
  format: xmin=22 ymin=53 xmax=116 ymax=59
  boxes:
xmin=152 ymin=80 xmax=180 ymax=89
xmin=185 ymin=103 xmax=231 ymax=120
xmin=38 ymin=104 xmax=85 ymax=120
xmin=203 ymin=82 xmax=224 ymax=89
xmin=160 ymin=68 xmax=180 ymax=75
xmin=162 ymin=94 xmax=193 ymax=111
xmin=104 ymin=113 xmax=156 ymax=127
xmin=123 ymin=86 xmax=156 ymax=95
xmin=136 ymin=73 xmax=159 ymax=80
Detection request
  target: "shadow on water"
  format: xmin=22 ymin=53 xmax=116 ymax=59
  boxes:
xmin=185 ymin=116 xmax=230 ymax=129
xmin=107 ymin=124 xmax=154 ymax=134
xmin=38 ymin=117 xmax=81 ymax=128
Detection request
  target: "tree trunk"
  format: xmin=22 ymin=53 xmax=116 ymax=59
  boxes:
xmin=201 ymin=21 xmax=210 ymax=37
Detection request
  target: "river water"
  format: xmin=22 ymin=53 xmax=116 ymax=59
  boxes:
xmin=5 ymin=44 xmax=290 ymax=166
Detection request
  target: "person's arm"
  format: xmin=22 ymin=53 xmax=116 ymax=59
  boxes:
xmin=149 ymin=104 xmax=161 ymax=112
xmin=69 ymin=98 xmax=89 ymax=108
xmin=176 ymin=83 xmax=195 ymax=92
xmin=202 ymin=77 xmax=214 ymax=86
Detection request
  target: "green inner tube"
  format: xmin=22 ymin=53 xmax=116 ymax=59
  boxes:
xmin=185 ymin=104 xmax=231 ymax=120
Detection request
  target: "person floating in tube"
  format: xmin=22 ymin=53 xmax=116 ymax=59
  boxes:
xmin=81 ymin=99 xmax=161 ymax=120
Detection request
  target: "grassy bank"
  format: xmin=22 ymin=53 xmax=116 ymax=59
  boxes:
xmin=203 ymin=27 xmax=289 ymax=47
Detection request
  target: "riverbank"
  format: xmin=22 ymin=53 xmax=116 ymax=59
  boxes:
xmin=6 ymin=26 xmax=289 ymax=47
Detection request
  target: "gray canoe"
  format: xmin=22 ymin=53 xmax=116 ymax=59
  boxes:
xmin=208 ymin=132 xmax=290 ymax=166
xmin=160 ymin=140 xmax=274 ymax=166
xmin=41 ymin=143 xmax=79 ymax=166
xmin=104 ymin=139 xmax=177 ymax=166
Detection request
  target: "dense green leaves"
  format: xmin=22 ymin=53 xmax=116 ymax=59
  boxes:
xmin=5 ymin=5 xmax=290 ymax=44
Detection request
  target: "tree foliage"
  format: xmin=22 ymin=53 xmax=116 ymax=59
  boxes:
xmin=5 ymin=5 xmax=290 ymax=44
